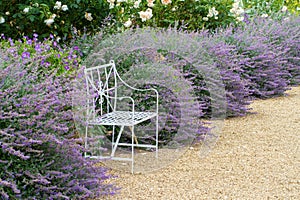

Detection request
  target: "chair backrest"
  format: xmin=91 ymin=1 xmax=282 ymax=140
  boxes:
xmin=84 ymin=60 xmax=117 ymax=119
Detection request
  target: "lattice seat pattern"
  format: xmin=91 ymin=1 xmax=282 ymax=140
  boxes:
xmin=89 ymin=111 xmax=157 ymax=126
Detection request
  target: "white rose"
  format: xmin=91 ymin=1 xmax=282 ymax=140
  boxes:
xmin=202 ymin=17 xmax=208 ymax=21
xmin=5 ymin=12 xmax=10 ymax=15
xmin=23 ymin=7 xmax=30 ymax=13
xmin=0 ymin=16 xmax=5 ymax=24
xmin=232 ymin=2 xmax=239 ymax=10
xmin=281 ymin=6 xmax=287 ymax=12
xmin=146 ymin=8 xmax=153 ymax=14
xmin=124 ymin=18 xmax=132 ymax=28
xmin=134 ymin=0 xmax=141 ymax=8
xmin=54 ymin=1 xmax=62 ymax=9
xmin=85 ymin=12 xmax=93 ymax=21
xmin=147 ymin=0 xmax=155 ymax=7
xmin=236 ymin=16 xmax=244 ymax=22
xmin=207 ymin=7 xmax=217 ymax=18
xmin=61 ymin=5 xmax=68 ymax=11
xmin=230 ymin=8 xmax=235 ymax=14
xmin=212 ymin=7 xmax=218 ymax=16
xmin=139 ymin=9 xmax=153 ymax=22
xmin=44 ymin=18 xmax=55 ymax=26
xmin=148 ymin=2 xmax=155 ymax=7
xmin=171 ymin=6 xmax=178 ymax=11
xmin=237 ymin=8 xmax=244 ymax=15
xmin=161 ymin=0 xmax=171 ymax=5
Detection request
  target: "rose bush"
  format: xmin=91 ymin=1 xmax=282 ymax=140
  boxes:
xmin=105 ymin=0 xmax=299 ymax=32
xmin=242 ymin=0 xmax=299 ymax=19
xmin=0 ymin=0 xmax=109 ymax=42
xmin=107 ymin=0 xmax=240 ymax=31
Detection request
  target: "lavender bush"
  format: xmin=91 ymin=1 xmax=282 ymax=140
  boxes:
xmin=214 ymin=16 xmax=300 ymax=98
xmin=0 ymin=37 xmax=117 ymax=199
xmin=199 ymin=38 xmax=253 ymax=116
xmin=244 ymin=16 xmax=300 ymax=85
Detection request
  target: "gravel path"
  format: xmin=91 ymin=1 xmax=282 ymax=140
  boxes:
xmin=102 ymin=86 xmax=300 ymax=199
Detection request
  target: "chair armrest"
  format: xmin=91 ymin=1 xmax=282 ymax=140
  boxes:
xmin=115 ymin=71 xmax=159 ymax=114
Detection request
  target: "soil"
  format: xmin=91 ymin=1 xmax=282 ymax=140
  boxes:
xmin=100 ymin=86 xmax=300 ymax=200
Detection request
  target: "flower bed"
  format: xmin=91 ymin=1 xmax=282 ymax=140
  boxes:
xmin=0 ymin=0 xmax=299 ymax=198
xmin=0 ymin=35 xmax=118 ymax=199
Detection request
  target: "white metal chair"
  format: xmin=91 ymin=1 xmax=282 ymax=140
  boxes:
xmin=84 ymin=60 xmax=159 ymax=173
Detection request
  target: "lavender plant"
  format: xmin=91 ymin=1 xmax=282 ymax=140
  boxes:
xmin=244 ymin=16 xmax=300 ymax=85
xmin=0 ymin=38 xmax=117 ymax=199
xmin=214 ymin=17 xmax=298 ymax=98
xmin=196 ymin=37 xmax=253 ymax=116
xmin=0 ymin=33 xmax=81 ymax=75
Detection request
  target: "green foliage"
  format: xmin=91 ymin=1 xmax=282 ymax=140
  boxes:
xmin=0 ymin=0 xmax=110 ymax=42
xmin=242 ymin=0 xmax=299 ymax=18
xmin=0 ymin=34 xmax=81 ymax=75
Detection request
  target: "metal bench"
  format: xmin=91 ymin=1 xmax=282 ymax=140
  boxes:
xmin=84 ymin=60 xmax=159 ymax=173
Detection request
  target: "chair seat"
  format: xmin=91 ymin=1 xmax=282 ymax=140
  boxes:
xmin=89 ymin=111 xmax=157 ymax=126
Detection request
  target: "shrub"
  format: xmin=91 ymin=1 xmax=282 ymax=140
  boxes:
xmin=0 ymin=0 xmax=110 ymax=42
xmin=0 ymin=38 xmax=117 ymax=199
xmin=196 ymin=37 xmax=252 ymax=116
xmin=242 ymin=0 xmax=300 ymax=18
xmin=242 ymin=16 xmax=300 ymax=85
xmin=214 ymin=16 xmax=299 ymax=98
xmin=107 ymin=0 xmax=241 ymax=31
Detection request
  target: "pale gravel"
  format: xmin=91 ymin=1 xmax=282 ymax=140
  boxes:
xmin=100 ymin=86 xmax=300 ymax=200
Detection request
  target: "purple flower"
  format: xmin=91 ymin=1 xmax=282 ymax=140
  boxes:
xmin=21 ymin=52 xmax=30 ymax=60
xmin=73 ymin=46 xmax=79 ymax=51
xmin=45 ymin=62 xmax=50 ymax=67
xmin=26 ymin=39 xmax=32 ymax=45
xmin=35 ymin=44 xmax=42 ymax=53
xmin=53 ymin=41 xmax=57 ymax=47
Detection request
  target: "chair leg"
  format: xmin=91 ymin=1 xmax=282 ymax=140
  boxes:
xmin=112 ymin=125 xmax=115 ymax=154
xmin=131 ymin=126 xmax=134 ymax=174
xmin=84 ymin=124 xmax=88 ymax=158
xmin=111 ymin=126 xmax=124 ymax=157
xmin=155 ymin=115 xmax=159 ymax=158
xmin=128 ymin=126 xmax=138 ymax=144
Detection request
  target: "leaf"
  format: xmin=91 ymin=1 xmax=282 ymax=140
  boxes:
xmin=39 ymin=12 xmax=45 ymax=20
xmin=28 ymin=15 xmax=35 ymax=22
xmin=70 ymin=3 xmax=79 ymax=9
xmin=40 ymin=4 xmax=49 ymax=8
xmin=12 ymin=13 xmax=22 ymax=18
